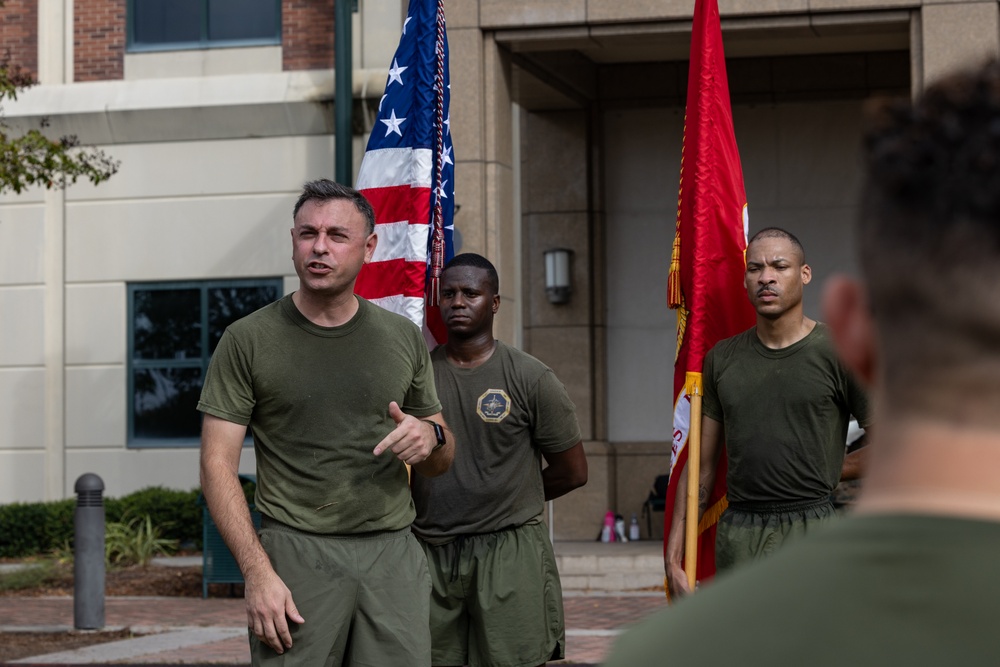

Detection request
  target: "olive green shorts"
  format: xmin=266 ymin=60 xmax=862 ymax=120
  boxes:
xmin=715 ymin=498 xmax=837 ymax=573
xmin=419 ymin=520 xmax=565 ymax=667
xmin=252 ymin=516 xmax=431 ymax=667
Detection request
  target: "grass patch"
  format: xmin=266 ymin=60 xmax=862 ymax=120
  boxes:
xmin=0 ymin=560 xmax=60 ymax=593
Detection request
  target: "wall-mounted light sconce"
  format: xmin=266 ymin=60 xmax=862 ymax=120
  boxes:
xmin=544 ymin=248 xmax=573 ymax=305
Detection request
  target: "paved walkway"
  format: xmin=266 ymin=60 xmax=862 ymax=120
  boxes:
xmin=0 ymin=592 xmax=668 ymax=665
xmin=1 ymin=541 xmax=668 ymax=664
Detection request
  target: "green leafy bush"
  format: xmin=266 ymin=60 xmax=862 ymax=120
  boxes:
xmin=105 ymin=513 xmax=178 ymax=566
xmin=105 ymin=486 xmax=202 ymax=546
xmin=0 ymin=486 xmax=205 ymax=559
xmin=0 ymin=499 xmax=74 ymax=559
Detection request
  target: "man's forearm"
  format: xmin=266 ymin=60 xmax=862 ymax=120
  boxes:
xmin=412 ymin=418 xmax=455 ymax=478
xmin=413 ymin=442 xmax=453 ymax=477
xmin=542 ymin=467 xmax=585 ymax=501
xmin=665 ymin=477 xmax=687 ymax=564
xmin=201 ymin=464 xmax=271 ymax=580
xmin=841 ymin=447 xmax=868 ymax=481
xmin=542 ymin=442 xmax=588 ymax=501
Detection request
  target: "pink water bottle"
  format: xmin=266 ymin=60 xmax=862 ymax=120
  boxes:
xmin=600 ymin=510 xmax=615 ymax=543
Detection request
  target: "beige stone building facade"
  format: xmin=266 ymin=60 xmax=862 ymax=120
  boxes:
xmin=1 ymin=0 xmax=996 ymax=540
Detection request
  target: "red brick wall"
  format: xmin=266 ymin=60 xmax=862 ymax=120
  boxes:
xmin=0 ymin=0 xmax=38 ymax=80
xmin=283 ymin=0 xmax=334 ymax=71
xmin=74 ymin=0 xmax=125 ymax=81
xmin=63 ymin=0 xmax=333 ymax=81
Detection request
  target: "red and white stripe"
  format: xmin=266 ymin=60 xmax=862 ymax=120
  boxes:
xmin=355 ymin=146 xmax=436 ymax=334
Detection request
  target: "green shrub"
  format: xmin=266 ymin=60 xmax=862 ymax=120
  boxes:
xmin=0 ymin=479 xmax=259 ymax=558
xmin=0 ymin=485 xmax=208 ymax=559
xmin=0 ymin=499 xmax=74 ymax=559
xmin=106 ymin=486 xmax=202 ymax=547
xmin=105 ymin=513 xmax=178 ymax=566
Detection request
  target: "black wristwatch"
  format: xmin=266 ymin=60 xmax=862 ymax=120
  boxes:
xmin=423 ymin=420 xmax=446 ymax=451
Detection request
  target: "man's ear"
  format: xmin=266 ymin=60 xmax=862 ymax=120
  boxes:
xmin=364 ymin=231 xmax=378 ymax=264
xmin=822 ymin=275 xmax=876 ymax=386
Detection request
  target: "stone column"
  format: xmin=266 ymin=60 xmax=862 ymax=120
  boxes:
xmin=38 ymin=0 xmax=71 ymax=500
xmin=918 ymin=1 xmax=1000 ymax=90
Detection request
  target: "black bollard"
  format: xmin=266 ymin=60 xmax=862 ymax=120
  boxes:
xmin=74 ymin=473 xmax=105 ymax=630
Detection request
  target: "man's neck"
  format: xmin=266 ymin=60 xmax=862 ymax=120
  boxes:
xmin=445 ymin=332 xmax=497 ymax=369
xmin=292 ymin=288 xmax=359 ymax=327
xmin=856 ymin=417 xmax=1000 ymax=522
xmin=755 ymin=310 xmax=815 ymax=349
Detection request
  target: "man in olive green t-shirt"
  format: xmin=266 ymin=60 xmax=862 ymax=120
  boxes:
xmin=666 ymin=227 xmax=871 ymax=598
xmin=607 ymin=59 xmax=1000 ymax=666
xmin=198 ymin=179 xmax=454 ymax=666
xmin=411 ymin=253 xmax=588 ymax=667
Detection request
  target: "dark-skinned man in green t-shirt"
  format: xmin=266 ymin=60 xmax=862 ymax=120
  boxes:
xmin=608 ymin=58 xmax=1000 ymax=667
xmin=198 ymin=179 xmax=455 ymax=666
xmin=411 ymin=253 xmax=588 ymax=667
xmin=665 ymin=226 xmax=871 ymax=599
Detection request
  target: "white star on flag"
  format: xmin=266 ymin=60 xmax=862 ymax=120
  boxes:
xmin=440 ymin=145 xmax=453 ymax=167
xmin=435 ymin=180 xmax=449 ymax=199
xmin=380 ymin=109 xmax=406 ymax=137
xmin=387 ymin=58 xmax=408 ymax=86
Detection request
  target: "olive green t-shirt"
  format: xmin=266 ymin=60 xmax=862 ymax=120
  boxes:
xmin=197 ymin=295 xmax=441 ymax=535
xmin=604 ymin=514 xmax=1000 ymax=666
xmin=411 ymin=341 xmax=581 ymax=544
xmin=702 ymin=324 xmax=871 ymax=504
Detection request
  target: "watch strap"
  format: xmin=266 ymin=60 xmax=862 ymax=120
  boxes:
xmin=422 ymin=419 xmax=446 ymax=451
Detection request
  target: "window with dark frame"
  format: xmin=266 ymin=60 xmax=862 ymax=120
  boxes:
xmin=128 ymin=0 xmax=281 ymax=52
xmin=128 ymin=279 xmax=282 ymax=447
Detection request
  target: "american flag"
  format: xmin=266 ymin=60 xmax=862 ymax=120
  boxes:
xmin=355 ymin=0 xmax=455 ymax=346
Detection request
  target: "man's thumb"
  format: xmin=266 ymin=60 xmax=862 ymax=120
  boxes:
xmin=388 ymin=401 xmax=405 ymax=424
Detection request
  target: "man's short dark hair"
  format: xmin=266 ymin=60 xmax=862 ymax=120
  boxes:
xmin=443 ymin=253 xmax=500 ymax=294
xmin=748 ymin=227 xmax=806 ymax=263
xmin=293 ymin=179 xmax=376 ymax=235
xmin=860 ymin=58 xmax=1000 ymax=422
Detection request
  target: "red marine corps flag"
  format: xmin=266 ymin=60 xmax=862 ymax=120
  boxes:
xmin=355 ymin=0 xmax=455 ymax=346
xmin=663 ymin=0 xmax=756 ymax=594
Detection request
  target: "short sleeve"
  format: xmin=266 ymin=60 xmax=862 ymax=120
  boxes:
xmin=401 ymin=329 xmax=442 ymax=418
xmin=197 ymin=329 xmax=255 ymax=426
xmin=843 ymin=366 xmax=872 ymax=429
xmin=529 ymin=369 xmax=582 ymax=453
xmin=702 ymin=347 xmax=723 ymax=422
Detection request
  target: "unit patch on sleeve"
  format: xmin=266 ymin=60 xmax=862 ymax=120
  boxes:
xmin=477 ymin=388 xmax=511 ymax=423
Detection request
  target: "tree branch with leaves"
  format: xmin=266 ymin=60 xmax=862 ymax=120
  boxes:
xmin=0 ymin=55 xmax=119 ymax=195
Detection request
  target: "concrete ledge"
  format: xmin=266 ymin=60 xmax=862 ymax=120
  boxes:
xmin=555 ymin=540 xmax=664 ymax=591
xmin=3 ymin=69 xmax=388 ymax=145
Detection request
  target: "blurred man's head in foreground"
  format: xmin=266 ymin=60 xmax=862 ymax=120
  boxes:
xmin=827 ymin=58 xmax=1000 ymax=428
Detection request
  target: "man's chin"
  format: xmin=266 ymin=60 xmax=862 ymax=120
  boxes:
xmin=754 ymin=304 xmax=785 ymax=319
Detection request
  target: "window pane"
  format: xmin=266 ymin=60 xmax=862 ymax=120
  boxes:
xmin=133 ymin=367 xmax=204 ymax=439
xmin=208 ymin=0 xmax=278 ymax=41
xmin=133 ymin=0 xmax=201 ymax=44
xmin=208 ymin=285 xmax=280 ymax=353
xmin=134 ymin=288 xmax=202 ymax=360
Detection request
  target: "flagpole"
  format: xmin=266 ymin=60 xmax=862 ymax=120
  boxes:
xmin=684 ymin=372 xmax=703 ymax=590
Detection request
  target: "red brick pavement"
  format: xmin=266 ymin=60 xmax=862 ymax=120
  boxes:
xmin=0 ymin=594 xmax=669 ymax=665
xmin=0 ymin=596 xmax=246 ymax=629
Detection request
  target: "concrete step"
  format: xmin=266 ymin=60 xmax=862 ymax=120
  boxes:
xmin=553 ymin=540 xmax=664 ymax=592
